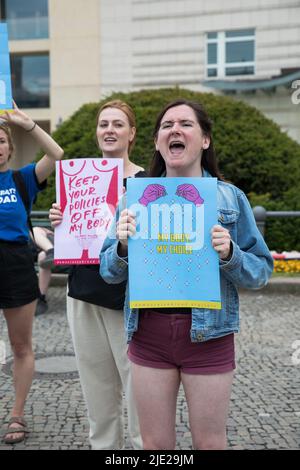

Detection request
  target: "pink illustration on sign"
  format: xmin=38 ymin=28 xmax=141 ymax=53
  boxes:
xmin=92 ymin=160 xmax=118 ymax=217
xmin=55 ymin=158 xmax=122 ymax=264
xmin=138 ymin=184 xmax=167 ymax=206
xmin=175 ymin=184 xmax=204 ymax=206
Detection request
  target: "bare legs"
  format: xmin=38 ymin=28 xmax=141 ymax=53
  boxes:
xmin=33 ymin=227 xmax=53 ymax=308
xmin=131 ymin=362 xmax=234 ymax=450
xmin=181 ymin=370 xmax=234 ymax=449
xmin=3 ymin=300 xmax=36 ymax=440
xmin=37 ymin=252 xmax=51 ymax=296
xmin=32 ymin=227 xmax=53 ymax=252
xmin=131 ymin=364 xmax=180 ymax=449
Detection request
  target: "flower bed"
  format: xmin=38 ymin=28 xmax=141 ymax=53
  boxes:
xmin=272 ymin=251 xmax=300 ymax=273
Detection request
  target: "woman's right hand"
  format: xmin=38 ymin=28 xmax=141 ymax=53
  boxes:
xmin=49 ymin=202 xmax=63 ymax=227
xmin=0 ymin=101 xmax=34 ymax=131
xmin=116 ymin=209 xmax=136 ymax=255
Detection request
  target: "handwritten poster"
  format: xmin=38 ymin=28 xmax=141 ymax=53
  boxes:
xmin=0 ymin=23 xmax=13 ymax=113
xmin=55 ymin=158 xmax=123 ymax=264
xmin=127 ymin=177 xmax=221 ymax=309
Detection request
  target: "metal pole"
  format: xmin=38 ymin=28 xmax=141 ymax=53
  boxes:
xmin=253 ymin=206 xmax=267 ymax=236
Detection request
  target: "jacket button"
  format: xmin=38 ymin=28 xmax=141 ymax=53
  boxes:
xmin=197 ymin=333 xmax=203 ymax=341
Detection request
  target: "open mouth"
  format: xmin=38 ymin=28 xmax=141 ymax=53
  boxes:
xmin=169 ymin=141 xmax=185 ymax=154
xmin=104 ymin=137 xmax=117 ymax=143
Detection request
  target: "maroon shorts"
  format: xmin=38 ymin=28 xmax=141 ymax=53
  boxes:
xmin=128 ymin=310 xmax=235 ymax=375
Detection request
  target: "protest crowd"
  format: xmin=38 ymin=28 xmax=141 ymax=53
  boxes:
xmin=0 ymin=21 xmax=276 ymax=451
xmin=0 ymin=93 xmax=274 ymax=450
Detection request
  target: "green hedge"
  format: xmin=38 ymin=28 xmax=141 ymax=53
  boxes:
xmin=33 ymin=87 xmax=300 ymax=251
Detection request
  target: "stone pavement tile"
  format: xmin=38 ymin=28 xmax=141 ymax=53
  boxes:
xmin=1 ymin=288 xmax=300 ymax=450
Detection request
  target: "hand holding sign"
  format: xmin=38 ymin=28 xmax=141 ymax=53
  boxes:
xmin=0 ymin=101 xmax=35 ymax=131
xmin=54 ymin=158 xmax=123 ymax=264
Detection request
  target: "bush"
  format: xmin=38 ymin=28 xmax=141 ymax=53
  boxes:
xmin=33 ymin=87 xmax=300 ymax=251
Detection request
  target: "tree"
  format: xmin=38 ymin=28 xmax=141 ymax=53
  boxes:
xmin=34 ymin=88 xmax=300 ymax=251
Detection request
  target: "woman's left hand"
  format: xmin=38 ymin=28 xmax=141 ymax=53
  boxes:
xmin=211 ymin=224 xmax=232 ymax=260
xmin=0 ymin=101 xmax=34 ymax=131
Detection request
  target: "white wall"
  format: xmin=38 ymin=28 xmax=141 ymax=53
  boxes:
xmin=100 ymin=0 xmax=300 ymax=93
xmin=100 ymin=0 xmax=300 ymax=143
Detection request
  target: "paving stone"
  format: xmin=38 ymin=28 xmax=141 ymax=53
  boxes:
xmin=0 ymin=288 xmax=299 ymax=449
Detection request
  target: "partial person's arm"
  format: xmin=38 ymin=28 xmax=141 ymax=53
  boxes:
xmin=100 ymin=208 xmax=136 ymax=284
xmin=219 ymin=191 xmax=273 ymax=289
xmin=1 ymin=101 xmax=64 ymax=183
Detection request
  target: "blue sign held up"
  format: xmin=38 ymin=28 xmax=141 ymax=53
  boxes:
xmin=0 ymin=23 xmax=13 ymax=112
xmin=127 ymin=177 xmax=221 ymax=310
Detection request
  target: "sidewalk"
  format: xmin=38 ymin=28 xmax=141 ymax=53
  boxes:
xmin=262 ymin=275 xmax=300 ymax=294
xmin=1 ymin=284 xmax=300 ymax=450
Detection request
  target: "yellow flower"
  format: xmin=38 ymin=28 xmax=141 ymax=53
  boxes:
xmin=274 ymin=259 xmax=300 ymax=273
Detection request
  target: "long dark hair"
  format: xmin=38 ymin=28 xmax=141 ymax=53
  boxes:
xmin=149 ymin=99 xmax=224 ymax=180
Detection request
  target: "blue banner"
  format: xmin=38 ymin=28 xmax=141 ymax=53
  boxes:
xmin=127 ymin=177 xmax=221 ymax=309
xmin=0 ymin=23 xmax=13 ymax=112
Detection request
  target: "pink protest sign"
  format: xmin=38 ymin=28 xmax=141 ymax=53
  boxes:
xmin=54 ymin=158 xmax=123 ymax=264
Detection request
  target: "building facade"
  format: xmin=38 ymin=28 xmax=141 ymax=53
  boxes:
xmin=0 ymin=0 xmax=102 ymax=166
xmin=1 ymin=0 xmax=300 ymax=166
xmin=100 ymin=0 xmax=300 ymax=143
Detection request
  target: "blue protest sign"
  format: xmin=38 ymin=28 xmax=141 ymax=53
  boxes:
xmin=127 ymin=177 xmax=221 ymax=309
xmin=0 ymin=23 xmax=13 ymax=112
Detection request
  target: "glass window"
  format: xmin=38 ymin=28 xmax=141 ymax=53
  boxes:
xmin=225 ymin=66 xmax=254 ymax=76
xmin=206 ymin=29 xmax=255 ymax=78
xmin=226 ymin=40 xmax=254 ymax=63
xmin=207 ymin=68 xmax=217 ymax=77
xmin=225 ymin=29 xmax=255 ymax=38
xmin=207 ymin=43 xmax=217 ymax=65
xmin=11 ymin=54 xmax=49 ymax=108
xmin=207 ymin=32 xmax=217 ymax=39
xmin=1 ymin=0 xmax=48 ymax=40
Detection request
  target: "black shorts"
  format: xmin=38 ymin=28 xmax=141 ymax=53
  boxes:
xmin=0 ymin=241 xmax=40 ymax=309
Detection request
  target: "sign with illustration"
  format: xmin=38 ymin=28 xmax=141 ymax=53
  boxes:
xmin=127 ymin=177 xmax=221 ymax=309
xmin=0 ymin=23 xmax=13 ymax=113
xmin=54 ymin=158 xmax=123 ymax=264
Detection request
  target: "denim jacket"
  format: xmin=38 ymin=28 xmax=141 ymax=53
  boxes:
xmin=100 ymin=171 xmax=273 ymax=343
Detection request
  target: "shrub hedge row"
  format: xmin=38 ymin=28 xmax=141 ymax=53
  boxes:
xmin=33 ymin=87 xmax=300 ymax=251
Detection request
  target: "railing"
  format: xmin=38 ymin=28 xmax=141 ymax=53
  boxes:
xmin=31 ymin=211 xmax=51 ymax=228
xmin=253 ymin=206 xmax=300 ymax=236
xmin=30 ymin=211 xmax=69 ymax=274
xmin=32 ymin=207 xmax=300 ymax=237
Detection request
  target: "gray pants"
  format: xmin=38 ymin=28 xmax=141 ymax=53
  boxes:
xmin=67 ymin=295 xmax=142 ymax=450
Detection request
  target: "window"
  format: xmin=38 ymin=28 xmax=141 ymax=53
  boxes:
xmin=11 ymin=54 xmax=49 ymax=108
xmin=0 ymin=0 xmax=48 ymax=40
xmin=206 ymin=29 xmax=255 ymax=78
